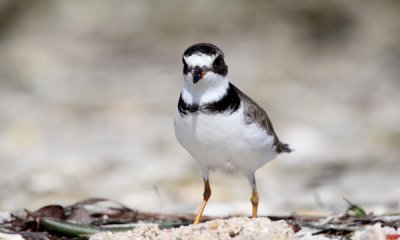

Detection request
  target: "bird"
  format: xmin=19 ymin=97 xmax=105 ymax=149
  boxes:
xmin=174 ymin=43 xmax=291 ymax=224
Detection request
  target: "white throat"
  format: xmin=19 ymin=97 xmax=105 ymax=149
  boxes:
xmin=181 ymin=74 xmax=229 ymax=106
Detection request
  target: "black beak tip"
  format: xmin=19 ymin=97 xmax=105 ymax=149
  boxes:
xmin=193 ymin=76 xmax=200 ymax=84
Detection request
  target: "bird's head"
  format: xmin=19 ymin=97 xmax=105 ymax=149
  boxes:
xmin=182 ymin=43 xmax=228 ymax=86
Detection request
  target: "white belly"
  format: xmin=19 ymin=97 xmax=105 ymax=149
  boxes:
xmin=174 ymin=106 xmax=277 ymax=172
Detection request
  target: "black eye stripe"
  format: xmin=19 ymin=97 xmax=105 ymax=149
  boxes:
xmin=182 ymin=58 xmax=189 ymax=74
xmin=212 ymin=55 xmax=228 ymax=76
xmin=187 ymin=66 xmax=211 ymax=71
xmin=182 ymin=55 xmax=227 ymax=76
xmin=183 ymin=65 xmax=212 ymax=74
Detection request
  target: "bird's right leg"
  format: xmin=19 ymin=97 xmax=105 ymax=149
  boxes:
xmin=193 ymin=169 xmax=211 ymax=224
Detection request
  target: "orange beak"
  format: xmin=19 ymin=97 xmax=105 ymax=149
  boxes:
xmin=192 ymin=67 xmax=205 ymax=84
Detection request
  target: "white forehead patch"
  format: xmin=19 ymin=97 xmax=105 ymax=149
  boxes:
xmin=184 ymin=53 xmax=217 ymax=68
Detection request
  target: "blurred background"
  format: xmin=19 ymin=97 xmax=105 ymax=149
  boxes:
xmin=0 ymin=0 xmax=399 ymax=216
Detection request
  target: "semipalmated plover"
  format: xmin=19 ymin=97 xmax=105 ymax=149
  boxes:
xmin=174 ymin=43 xmax=291 ymax=224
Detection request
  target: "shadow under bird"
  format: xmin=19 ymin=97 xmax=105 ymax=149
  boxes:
xmin=174 ymin=43 xmax=291 ymax=224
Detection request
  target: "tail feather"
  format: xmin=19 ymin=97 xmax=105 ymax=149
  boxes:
xmin=276 ymin=141 xmax=292 ymax=154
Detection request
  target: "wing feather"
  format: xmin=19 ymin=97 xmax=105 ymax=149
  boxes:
xmin=232 ymin=84 xmax=291 ymax=154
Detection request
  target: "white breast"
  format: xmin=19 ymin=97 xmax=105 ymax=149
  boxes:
xmin=174 ymin=105 xmax=277 ymax=173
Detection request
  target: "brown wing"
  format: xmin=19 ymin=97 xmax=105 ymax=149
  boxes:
xmin=232 ymin=84 xmax=291 ymax=154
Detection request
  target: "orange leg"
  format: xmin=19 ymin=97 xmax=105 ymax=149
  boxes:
xmin=250 ymin=188 xmax=259 ymax=218
xmin=245 ymin=171 xmax=259 ymax=218
xmin=193 ymin=179 xmax=211 ymax=224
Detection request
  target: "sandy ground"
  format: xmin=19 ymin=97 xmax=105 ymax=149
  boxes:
xmin=0 ymin=1 xmax=399 ymax=217
xmin=89 ymin=217 xmax=400 ymax=240
xmin=90 ymin=218 xmax=297 ymax=240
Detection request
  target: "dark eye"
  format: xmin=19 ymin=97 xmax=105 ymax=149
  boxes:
xmin=182 ymin=58 xmax=189 ymax=74
xmin=212 ymin=55 xmax=228 ymax=76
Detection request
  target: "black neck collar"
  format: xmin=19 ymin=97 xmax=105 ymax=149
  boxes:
xmin=178 ymin=83 xmax=240 ymax=115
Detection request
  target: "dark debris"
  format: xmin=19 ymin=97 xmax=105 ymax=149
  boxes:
xmin=0 ymin=198 xmax=399 ymax=239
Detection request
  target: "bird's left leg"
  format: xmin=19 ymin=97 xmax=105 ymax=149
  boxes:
xmin=245 ymin=171 xmax=259 ymax=218
xmin=251 ymin=188 xmax=259 ymax=218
